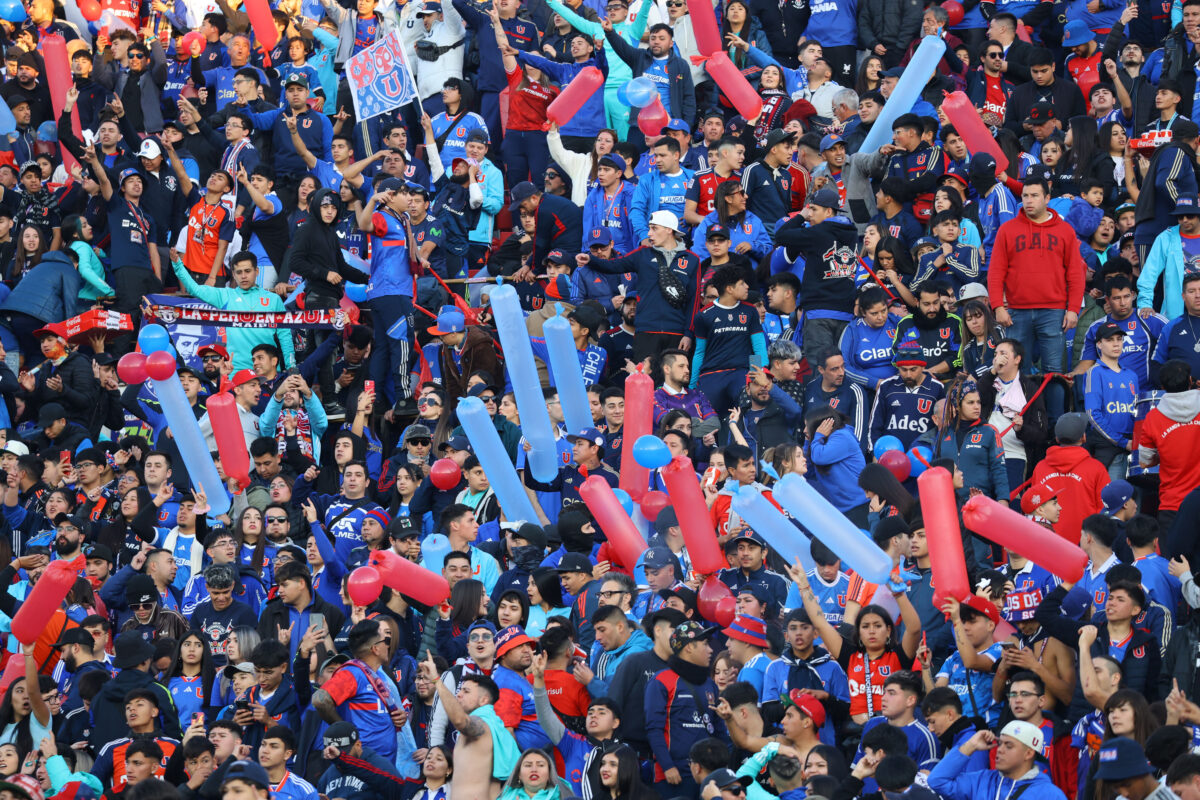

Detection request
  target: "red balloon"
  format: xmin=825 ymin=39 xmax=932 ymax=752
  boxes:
xmin=180 ymin=31 xmax=205 ymax=55
xmin=941 ymin=0 xmax=965 ymax=26
xmin=430 ymin=458 xmax=461 ymax=490
xmin=11 ymin=557 xmax=80 ymax=645
xmin=144 ymin=350 xmax=176 ymax=381
xmin=347 ymin=566 xmax=384 ymax=606
xmin=369 ymin=550 xmax=451 ymax=605
xmin=78 ymin=0 xmax=101 ymax=20
xmin=879 ymin=449 xmax=911 ymax=482
xmin=705 ymin=52 xmax=764 ymax=123
xmin=697 ymin=575 xmax=733 ymax=621
xmin=117 ymin=352 xmax=148 ymax=384
xmin=637 ymin=96 xmax=671 ymax=138
xmin=714 ymin=595 xmax=737 ymax=627
xmin=639 ymin=490 xmax=669 ymax=521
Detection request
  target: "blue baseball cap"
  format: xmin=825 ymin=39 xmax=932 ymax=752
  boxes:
xmin=584 ymin=227 xmax=613 ymax=247
xmin=565 ymin=427 xmax=605 ymax=449
xmin=819 ymin=133 xmax=844 ymax=152
xmin=1102 ymin=479 xmax=1135 ymax=514
xmin=1093 ymin=737 xmax=1153 ymax=781
xmin=427 ymin=304 xmax=465 ymax=336
xmin=644 ymin=547 xmax=678 ymax=570
xmin=662 ymin=118 xmax=691 ymax=133
xmin=598 ymin=152 xmax=626 ymax=172
xmin=118 ymin=168 xmax=141 ymax=187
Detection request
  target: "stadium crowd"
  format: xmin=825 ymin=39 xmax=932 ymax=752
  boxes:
xmin=2 ymin=1 xmax=1200 ymax=800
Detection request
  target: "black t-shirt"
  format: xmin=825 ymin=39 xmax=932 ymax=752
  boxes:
xmin=106 ymin=192 xmax=161 ymax=270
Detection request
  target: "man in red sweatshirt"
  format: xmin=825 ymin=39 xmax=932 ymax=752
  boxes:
xmin=1031 ymin=412 xmax=1109 ymax=545
xmin=987 ymin=176 xmax=1087 ymax=423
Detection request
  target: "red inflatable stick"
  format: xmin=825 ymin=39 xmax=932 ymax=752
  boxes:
xmin=704 ymin=52 xmax=764 ymax=122
xmin=619 ymin=368 xmax=653 ymax=502
xmin=41 ymin=35 xmax=81 ymax=174
xmin=11 ymin=557 xmax=82 ymax=645
xmin=369 ymin=549 xmax=451 ymax=606
xmin=547 ymin=67 xmax=604 ymax=127
xmin=580 ymin=476 xmax=648 ymax=573
xmin=243 ymin=0 xmax=280 ymax=65
xmin=687 ymin=0 xmax=723 ymax=55
xmin=917 ymin=467 xmax=970 ymax=606
xmin=206 ymin=393 xmax=250 ymax=492
xmin=962 ymin=495 xmax=1088 ymax=583
xmin=661 ymin=455 xmax=726 ymax=574
xmin=941 ymin=91 xmax=1008 ymax=176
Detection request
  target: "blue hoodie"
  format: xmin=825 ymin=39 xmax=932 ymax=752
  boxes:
xmin=929 ymin=746 xmax=1066 ymax=800
xmin=807 ymin=428 xmax=866 ymax=512
xmin=840 ymin=314 xmax=900 ymax=389
xmin=517 ymin=50 xmax=609 ymax=138
xmin=587 ymin=626 xmax=652 ymax=696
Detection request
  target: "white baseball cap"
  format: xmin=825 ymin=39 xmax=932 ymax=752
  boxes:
xmin=1001 ymin=720 xmax=1044 ymax=753
xmin=648 ymin=210 xmax=681 ymax=233
xmin=2 ymin=441 xmax=28 ymax=457
xmin=137 ymin=139 xmax=162 ymax=160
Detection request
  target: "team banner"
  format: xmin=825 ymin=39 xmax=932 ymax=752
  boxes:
xmin=347 ymin=31 xmax=419 ymax=121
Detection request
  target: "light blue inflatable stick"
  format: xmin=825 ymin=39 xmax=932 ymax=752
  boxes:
xmin=457 ymin=396 xmax=541 ymax=523
xmin=544 ymin=304 xmax=593 ymax=435
xmin=859 ymin=35 xmax=947 ymax=153
xmin=773 ymin=474 xmax=893 ymax=583
xmin=731 ymin=485 xmax=816 ymax=573
xmin=151 ymin=374 xmax=230 ymax=515
xmin=489 ymin=283 xmax=560 ymax=482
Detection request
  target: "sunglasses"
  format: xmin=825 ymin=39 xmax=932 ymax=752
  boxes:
xmin=478 ymin=395 xmax=497 ymax=403
xmin=418 ymin=398 xmax=441 ymax=407
xmin=131 ymin=601 xmax=156 ymax=610
xmin=266 ymin=515 xmax=288 ymax=523
xmin=545 ymin=171 xmax=560 ymax=179
xmin=202 ymin=354 xmax=224 ymax=362
xmin=468 ymin=633 xmax=494 ymax=642
xmin=986 ymin=52 xmax=1002 ymax=58
xmin=408 ymin=438 xmax=432 ymax=446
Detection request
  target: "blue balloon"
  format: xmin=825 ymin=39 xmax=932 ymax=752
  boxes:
xmin=616 ymin=83 xmax=631 ymax=107
xmin=626 ymin=77 xmax=656 ymax=109
xmin=773 ymin=474 xmax=892 ymax=584
xmin=457 ymin=396 xmax=541 ymax=523
xmin=860 ymin=35 xmax=946 ymax=153
xmin=731 ymin=485 xmax=815 ymax=573
xmin=421 ymin=533 xmax=452 ymax=573
xmin=872 ymin=435 xmax=904 ymax=460
xmin=490 ymin=285 xmax=559 ymax=482
xmin=612 ymin=488 xmax=634 ymax=516
xmin=0 ymin=0 xmax=26 ymax=23
xmin=345 ymin=283 xmax=368 ymax=303
xmin=154 ymin=374 xmax=230 ymax=515
xmin=544 ymin=307 xmax=593 ymax=435
xmin=0 ymin=101 xmax=15 ymax=138
xmin=137 ymin=323 xmax=174 ymax=356
xmin=632 ymin=434 xmax=672 ymax=470
xmin=907 ymin=445 xmax=933 ymax=478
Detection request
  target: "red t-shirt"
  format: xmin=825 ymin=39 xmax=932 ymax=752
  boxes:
xmin=1141 ymin=406 xmax=1200 ymax=511
xmin=984 ymin=74 xmax=1007 ymax=119
xmin=506 ymin=67 xmax=559 ymax=132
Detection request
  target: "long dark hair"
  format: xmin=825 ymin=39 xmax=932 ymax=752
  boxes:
xmin=874 ymin=236 xmax=916 ymax=277
xmin=995 ymin=129 xmax=1027 ymax=182
xmin=847 ymin=603 xmax=899 ymax=653
xmin=602 ymin=744 xmax=649 ymax=800
xmin=1067 ymin=115 xmax=1099 ymax=179
xmin=530 ymin=567 xmax=565 ymax=609
xmin=61 ymin=215 xmax=90 ymax=247
xmin=1102 ymin=689 xmax=1159 ymax=745
xmin=234 ymin=506 xmax=267 ymax=574
xmin=856 ymin=55 xmax=883 ymax=94
xmin=857 ymin=463 xmax=916 ymax=520
xmin=716 ymin=181 xmax=746 ymax=228
xmin=804 ymin=744 xmax=849 ymax=782
xmin=448 ymin=578 xmax=486 ymax=631
xmin=12 ymin=223 xmax=46 ymax=279
xmin=935 ymin=377 xmax=981 ymax=452
xmin=166 ymin=630 xmax=218 ymax=707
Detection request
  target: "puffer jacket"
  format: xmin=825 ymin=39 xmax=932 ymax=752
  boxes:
xmin=857 ymin=0 xmax=923 ymax=58
xmin=0 ymin=252 xmax=84 ymax=323
xmin=24 ymin=350 xmax=98 ymax=430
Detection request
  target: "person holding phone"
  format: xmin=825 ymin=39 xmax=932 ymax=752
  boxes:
xmin=689 ymin=266 xmax=767 ymax=418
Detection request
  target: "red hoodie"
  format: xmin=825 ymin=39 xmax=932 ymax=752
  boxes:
xmin=987 ymin=208 xmax=1087 ymax=312
xmin=1031 ymin=445 xmax=1109 ymax=544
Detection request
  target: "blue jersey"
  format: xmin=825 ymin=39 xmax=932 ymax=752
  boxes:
xmin=1136 ymin=552 xmax=1183 ymax=610
xmin=936 ymin=643 xmax=1004 ymax=724
xmin=869 ymin=374 xmax=945 ymax=450
xmin=582 ymin=182 xmax=638 ymax=255
xmin=324 ymin=498 xmax=381 ymax=562
xmin=168 ymin=675 xmax=204 ymax=727
xmin=808 ymin=0 xmax=858 ymax=45
xmin=797 ymin=569 xmax=850 ymax=625
xmin=1081 ymin=313 xmax=1167 ymax=391
xmin=429 ymin=112 xmax=489 ymax=166
xmin=692 ymin=301 xmax=765 ymax=375
xmin=1152 ymin=313 xmax=1200 ymax=380
xmin=322 ymin=662 xmax=399 ymax=761
xmin=855 ymin=717 xmax=940 ymax=771
xmin=366 ymin=210 xmax=413 ymax=299
xmin=840 ymin=315 xmax=900 ymax=389
xmin=271 ymin=770 xmax=319 ymax=800
xmin=1083 ymin=361 xmax=1138 ymax=448
xmin=1003 ymin=561 xmax=1060 ymax=617
xmin=529 ymin=338 xmax=609 ymax=387
xmin=978 ymin=182 xmax=1018 ymax=263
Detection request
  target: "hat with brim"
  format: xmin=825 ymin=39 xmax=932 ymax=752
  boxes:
xmin=112 ymin=630 xmax=156 ymax=669
xmin=721 ymin=613 xmax=769 ymax=648
xmin=222 ymin=661 xmax=254 ymax=679
xmin=494 ymin=624 xmax=536 ymax=658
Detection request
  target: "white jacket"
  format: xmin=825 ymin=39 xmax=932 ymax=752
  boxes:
xmin=400 ymin=1 xmax=466 ymax=102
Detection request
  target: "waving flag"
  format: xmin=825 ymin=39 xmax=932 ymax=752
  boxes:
xmin=347 ymin=31 xmax=418 ymax=120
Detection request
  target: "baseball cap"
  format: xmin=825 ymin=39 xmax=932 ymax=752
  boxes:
xmin=1054 ymin=411 xmax=1088 ymax=443
xmin=388 ymin=516 xmax=420 ymax=540
xmin=584 ymin=227 xmax=613 ymax=248
xmin=941 ymin=162 xmax=969 ymax=187
xmin=706 ymin=223 xmax=731 ymax=241
xmin=662 ymin=118 xmax=690 ymax=133
xmin=782 ymin=688 xmax=827 ymax=727
xmin=1094 ymin=737 xmax=1153 ymax=781
xmin=598 ymin=153 xmax=626 ymax=172
xmin=1095 ymin=321 xmax=1125 ymax=340
xmin=509 ymin=181 xmax=539 ymax=214
xmin=118 ymin=168 xmax=141 ymax=187
xmin=37 ymin=402 xmax=66 ymax=428
xmin=960 ymin=594 xmax=1000 ymax=626
xmin=1102 ymin=480 xmax=1135 ymax=515
xmin=1174 ymin=118 xmax=1200 ymax=141
xmin=544 ymin=249 xmax=571 ymax=266
xmin=137 ymin=139 xmax=162 ymax=160
xmin=648 ymin=209 xmax=681 ymax=233
xmin=416 ymin=2 xmax=442 ymax=13
xmin=465 ymin=128 xmax=490 ymax=145
xmin=231 ymin=369 xmax=260 ymax=388
xmin=820 ymin=133 xmax=844 ymax=152
xmin=494 ymin=624 xmax=535 ymax=658
xmin=2 ymin=441 xmax=28 ymax=457
xmin=52 ymin=628 xmax=95 ymax=649
xmin=670 ymin=620 xmax=717 ymax=653
xmin=323 ymin=721 xmax=359 ymax=748
xmin=223 ymin=761 xmax=271 ymax=791
xmin=763 ymin=128 xmax=795 ymax=149
xmin=222 ymin=661 xmax=254 ymax=679
xmin=654 ymin=506 xmax=679 ymax=535
xmin=378 ymin=176 xmax=406 ymax=193
xmin=438 ymin=435 xmax=471 ymax=453
xmin=959 ymin=282 xmax=988 ymax=301
xmin=1173 ymin=194 xmax=1200 ymax=216
xmin=730 ymin=530 xmax=766 ymax=547
xmin=1024 ymin=102 xmax=1056 ymax=126
xmin=657 ymin=584 xmax=697 ymax=609
xmin=643 ymin=547 xmax=678 ymax=570
xmin=881 ymin=66 xmax=905 ymax=78
xmin=427 ymin=304 xmax=466 ymax=336
xmin=1000 ymin=720 xmax=1046 ymax=755
xmin=197 ymin=343 xmax=229 ymax=360
xmin=810 ymin=187 xmax=840 ymax=210
xmin=968 ymin=152 xmax=998 ymax=177
xmin=722 ymin=613 xmax=769 ymax=649
xmin=737 ymin=582 xmax=771 ymax=606
xmin=467 ymin=619 xmax=497 ymax=638
xmin=284 ymin=72 xmax=309 ymax=88
xmin=556 ymin=552 xmax=594 ymax=574
xmin=705 ymin=770 xmax=752 ymax=792
xmin=1020 ymin=479 xmax=1064 ymax=515
xmin=568 ymin=306 xmax=605 ymax=338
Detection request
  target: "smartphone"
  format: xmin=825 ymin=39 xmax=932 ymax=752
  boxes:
xmin=748 ymin=356 xmax=757 ymax=369
xmin=60 ymin=450 xmax=71 ymax=469
xmin=309 ymin=612 xmax=326 ymax=633
xmin=364 ymin=380 xmax=375 ymax=395
xmin=286 ymin=366 xmax=300 ymax=377
xmin=999 ymin=641 xmax=1017 ymax=650
xmin=235 ymin=699 xmax=250 ymax=711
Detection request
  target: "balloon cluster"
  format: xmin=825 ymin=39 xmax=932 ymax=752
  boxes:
xmin=697 ymin=576 xmax=736 ymax=627
xmin=872 ymin=437 xmax=933 ymax=482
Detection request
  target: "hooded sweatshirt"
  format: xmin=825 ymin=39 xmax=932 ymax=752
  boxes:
xmin=1030 ymin=444 xmax=1109 ymax=544
xmin=587 ymin=627 xmax=652 ymax=697
xmin=1139 ymin=389 xmax=1200 ymax=510
xmin=987 ymin=208 xmax=1087 ymax=313
xmin=288 ymin=189 xmax=371 ymax=305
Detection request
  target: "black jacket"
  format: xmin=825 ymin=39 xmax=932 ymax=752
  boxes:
xmin=89 ymin=667 xmax=181 ymax=750
xmin=257 ymin=591 xmax=347 ymax=645
xmin=23 ymin=351 xmax=98 ymax=430
xmin=286 ymin=188 xmax=369 ymax=306
xmin=1004 ymin=77 xmax=1086 ymax=135
xmin=857 ymin=0 xmax=923 ymax=59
